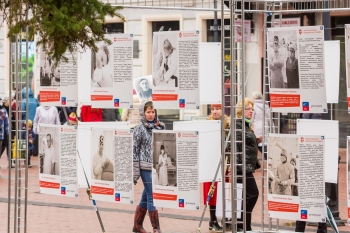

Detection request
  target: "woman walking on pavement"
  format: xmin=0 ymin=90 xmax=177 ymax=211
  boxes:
xmin=133 ymin=101 xmax=165 ymax=233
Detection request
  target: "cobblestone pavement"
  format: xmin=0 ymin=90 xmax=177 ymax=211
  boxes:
xmin=0 ymin=149 xmax=349 ymax=233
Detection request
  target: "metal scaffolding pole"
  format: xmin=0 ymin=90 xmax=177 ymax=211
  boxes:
xmin=7 ymin=26 xmax=30 ymax=233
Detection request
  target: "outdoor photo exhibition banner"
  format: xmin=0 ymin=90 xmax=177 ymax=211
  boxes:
xmin=267 ymin=26 xmax=327 ymax=113
xmin=152 ymin=130 xmax=199 ymax=210
xmin=38 ymin=124 xmax=78 ymax=197
xmin=347 ymin=136 xmax=350 ymax=224
xmin=344 ymin=25 xmax=350 ymax=113
xmin=91 ymin=34 xmax=133 ymax=109
xmin=90 ymin=128 xmax=134 ymax=204
xmin=267 ymin=134 xmax=326 ymax=222
xmin=38 ymin=48 xmax=78 ymax=106
xmin=152 ymin=31 xmax=200 ymax=109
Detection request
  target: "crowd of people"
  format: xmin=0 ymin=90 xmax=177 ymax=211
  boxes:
xmin=0 ymin=87 xmax=329 ymax=233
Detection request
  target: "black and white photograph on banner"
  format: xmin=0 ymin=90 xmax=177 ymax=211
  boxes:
xmin=133 ymin=76 xmax=153 ymax=102
xmin=91 ymin=130 xmax=115 ymax=181
xmin=267 ymin=136 xmax=299 ymax=196
xmin=152 ymin=132 xmax=177 ymax=187
xmin=152 ymin=33 xmax=178 ymax=88
xmin=91 ymin=43 xmax=113 ymax=88
xmin=40 ymin=51 xmax=60 ymax=87
xmin=268 ymin=29 xmax=299 ymax=89
xmin=39 ymin=126 xmax=60 ymax=175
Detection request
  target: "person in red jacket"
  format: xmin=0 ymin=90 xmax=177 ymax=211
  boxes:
xmin=80 ymin=105 xmax=103 ymax=122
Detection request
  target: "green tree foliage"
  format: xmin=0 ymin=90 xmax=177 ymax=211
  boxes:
xmin=21 ymin=54 xmax=34 ymax=79
xmin=1 ymin=0 xmax=124 ymax=65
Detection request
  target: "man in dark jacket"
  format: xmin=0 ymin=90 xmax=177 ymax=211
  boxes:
xmin=102 ymin=109 xmax=121 ymax=122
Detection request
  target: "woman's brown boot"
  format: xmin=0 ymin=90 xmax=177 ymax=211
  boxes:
xmin=148 ymin=210 xmax=162 ymax=233
xmin=132 ymin=206 xmax=148 ymax=233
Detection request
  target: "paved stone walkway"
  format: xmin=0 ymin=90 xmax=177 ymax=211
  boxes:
xmin=0 ymin=150 xmax=349 ymax=233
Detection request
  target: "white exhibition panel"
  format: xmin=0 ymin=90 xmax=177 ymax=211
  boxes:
xmin=173 ymin=120 xmax=221 ymax=182
xmin=297 ymin=119 xmax=339 ymax=183
xmin=216 ymin=182 xmax=243 ymax=219
xmin=324 ymin=41 xmax=340 ymax=103
xmin=199 ymin=43 xmax=221 ymax=104
xmin=77 ymin=122 xmax=129 ymax=188
xmin=78 ymin=49 xmax=92 ymax=105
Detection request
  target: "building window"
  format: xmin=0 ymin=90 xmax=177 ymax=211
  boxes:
xmin=103 ymin=23 xmax=124 ymax=34
xmin=152 ymin=21 xmax=180 ymax=33
xmin=206 ymin=19 xmax=230 ymax=42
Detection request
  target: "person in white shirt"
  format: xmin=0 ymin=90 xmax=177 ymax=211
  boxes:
xmin=33 ymin=106 xmax=60 ymax=134
xmin=92 ymin=135 xmax=111 ymax=180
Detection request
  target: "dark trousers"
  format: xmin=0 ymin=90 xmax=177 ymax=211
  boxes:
xmin=237 ymin=172 xmax=259 ymax=231
xmin=28 ymin=150 xmax=32 ymax=165
xmin=258 ymin=146 xmax=268 ymax=160
xmin=33 ymin=135 xmax=39 ymax=156
xmin=295 ymin=221 xmax=327 ymax=233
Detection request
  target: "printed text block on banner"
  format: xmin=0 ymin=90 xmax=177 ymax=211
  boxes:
xmin=267 ymin=26 xmax=327 ymax=113
xmin=38 ymin=49 xmax=78 ymax=106
xmin=152 ymin=31 xmax=200 ymax=109
xmin=267 ymin=133 xmax=326 ymax=222
xmin=89 ymin=127 xmax=134 ymax=204
xmin=38 ymin=124 xmax=78 ymax=197
xmin=152 ymin=130 xmax=200 ymax=210
xmin=90 ymin=34 xmax=133 ymax=109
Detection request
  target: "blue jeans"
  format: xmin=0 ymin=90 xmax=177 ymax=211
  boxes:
xmin=139 ymin=170 xmax=156 ymax=211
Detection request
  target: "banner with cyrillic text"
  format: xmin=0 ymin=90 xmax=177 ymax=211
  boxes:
xmin=267 ymin=26 xmax=327 ymax=113
xmin=152 ymin=31 xmax=200 ymax=109
xmin=152 ymin=130 xmax=199 ymax=210
xmin=267 ymin=133 xmax=326 ymax=222
xmin=39 ymin=124 xmax=78 ymax=197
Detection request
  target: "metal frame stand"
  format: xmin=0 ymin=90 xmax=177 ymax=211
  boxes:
xmin=7 ymin=27 xmax=30 ymax=232
xmin=221 ymin=1 xmax=247 ymax=232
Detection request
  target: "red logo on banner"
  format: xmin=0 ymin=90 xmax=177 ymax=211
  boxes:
xmin=300 ymin=137 xmax=304 ymax=143
xmin=178 ymin=132 xmax=181 ymax=138
xmin=299 ymin=29 xmax=302 ymax=35
xmin=114 ymin=37 xmax=117 ymax=42
xmin=179 ymin=32 xmax=182 ymax=38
